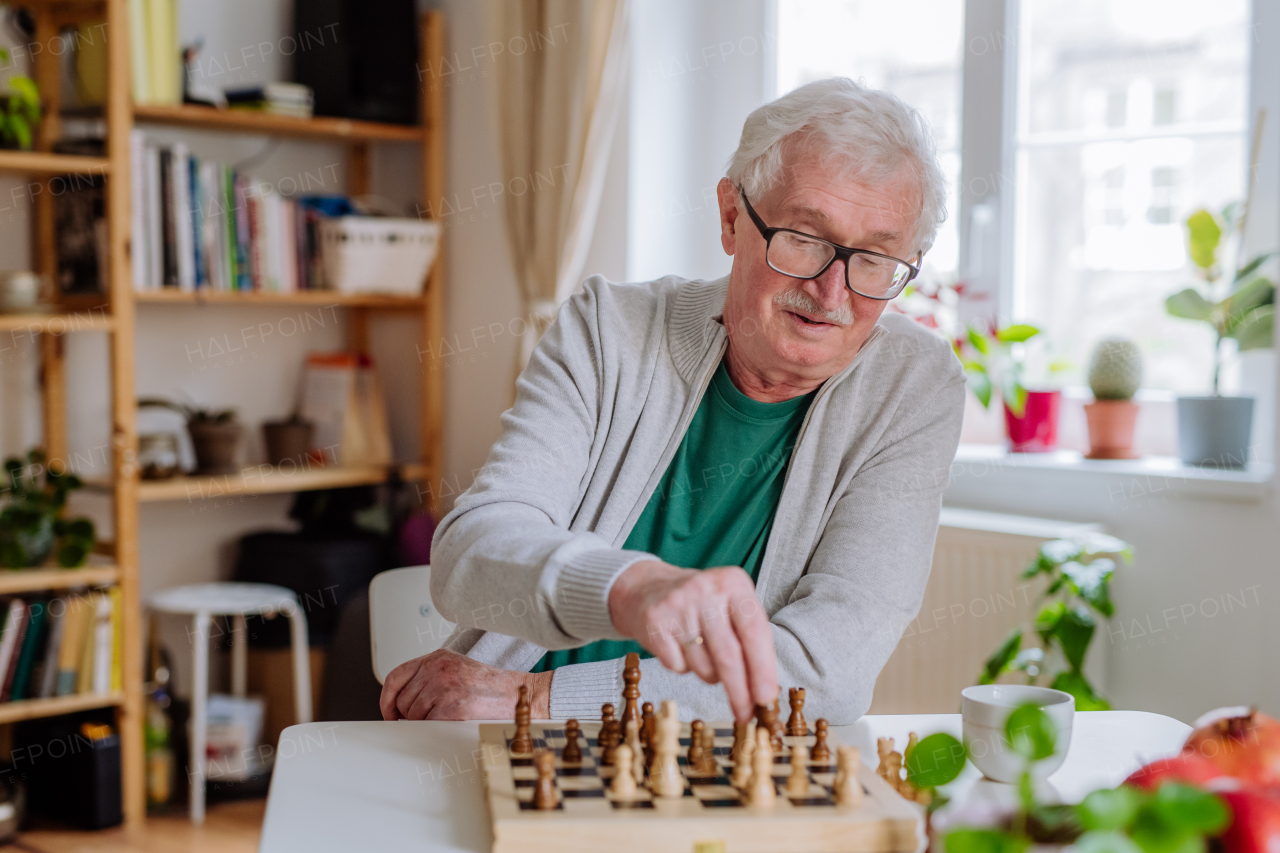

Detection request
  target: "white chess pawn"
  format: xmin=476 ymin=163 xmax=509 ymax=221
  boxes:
xmin=834 ymin=745 xmax=863 ymax=807
xmin=786 ymin=740 xmax=809 ymax=797
xmin=730 ymin=721 xmax=755 ymax=789
xmin=649 ymin=701 xmax=684 ymax=798
xmin=611 ymin=743 xmax=638 ymax=799
xmin=746 ymin=727 xmax=776 ymax=807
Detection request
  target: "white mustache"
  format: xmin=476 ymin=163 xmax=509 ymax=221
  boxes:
xmin=773 ymin=288 xmax=854 ymax=326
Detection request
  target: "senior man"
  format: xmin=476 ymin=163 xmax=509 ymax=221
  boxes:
xmin=381 ymin=78 xmax=965 ymax=725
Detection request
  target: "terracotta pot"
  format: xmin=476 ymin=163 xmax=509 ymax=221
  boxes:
xmin=1003 ymin=390 xmax=1060 ymax=452
xmin=263 ymin=419 xmax=314 ymax=467
xmin=1085 ymin=400 xmax=1139 ymax=459
xmin=187 ymin=420 xmax=243 ymax=475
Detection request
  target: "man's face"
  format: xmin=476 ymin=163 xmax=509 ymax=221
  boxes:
xmin=717 ymin=147 xmax=922 ymax=387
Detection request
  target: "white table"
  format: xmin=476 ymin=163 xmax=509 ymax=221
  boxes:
xmin=258 ymin=711 xmax=1191 ymax=853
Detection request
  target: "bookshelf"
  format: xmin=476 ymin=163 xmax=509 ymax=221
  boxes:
xmin=14 ymin=0 xmax=447 ymax=828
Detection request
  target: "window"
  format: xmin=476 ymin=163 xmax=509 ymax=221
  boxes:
xmin=775 ymin=0 xmax=964 ymax=291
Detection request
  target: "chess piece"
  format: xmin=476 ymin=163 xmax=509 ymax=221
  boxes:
xmin=834 ymin=745 xmax=863 ymax=808
xmin=905 ymin=732 xmax=919 ymax=762
xmin=510 ymin=685 xmax=533 ymax=755
xmin=697 ymin=723 xmax=719 ymax=775
xmin=811 ymin=719 xmax=831 ymax=762
xmin=649 ymin=700 xmax=684 ymax=798
xmin=624 ymin=717 xmax=645 ymax=784
xmin=732 ymin=720 xmax=750 ymax=761
xmin=885 ymin=751 xmax=905 ymax=794
xmin=755 ymin=703 xmax=783 ymax=753
xmin=730 ymin=721 xmax=755 ymax=789
xmin=746 ymin=727 xmax=776 ymax=807
xmin=561 ymin=719 xmax=583 ymax=763
xmin=622 ymin=652 xmax=642 ymax=728
xmin=610 ymin=743 xmax=638 ymax=799
xmin=786 ymin=741 xmax=809 ymax=797
xmin=641 ymin=702 xmax=656 ymax=767
xmin=688 ymin=720 xmax=707 ymax=766
xmin=687 ymin=720 xmax=717 ymax=776
xmin=533 ymin=750 xmax=558 ymax=810
xmin=769 ymin=693 xmax=785 ymax=748
xmin=600 ymin=703 xmax=619 ymax=766
xmin=786 ymin=687 xmax=807 ymax=736
xmin=876 ymin=737 xmax=895 ymax=783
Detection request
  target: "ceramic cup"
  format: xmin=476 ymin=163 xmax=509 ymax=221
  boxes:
xmin=961 ymin=684 xmax=1075 ymax=782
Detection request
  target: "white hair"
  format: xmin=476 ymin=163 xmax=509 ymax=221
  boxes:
xmin=726 ymin=77 xmax=947 ymax=255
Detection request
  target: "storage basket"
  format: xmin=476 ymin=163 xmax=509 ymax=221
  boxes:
xmin=317 ymin=216 xmax=441 ymax=296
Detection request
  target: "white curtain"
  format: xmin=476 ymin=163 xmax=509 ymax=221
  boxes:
xmin=485 ymin=0 xmax=630 ymax=376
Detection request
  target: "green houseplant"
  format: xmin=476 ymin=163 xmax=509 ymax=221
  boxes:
xmin=139 ymin=399 xmax=243 ymax=475
xmin=954 ymin=322 xmax=1066 ymax=452
xmin=977 ymin=532 xmax=1133 ymax=711
xmin=1084 ymin=337 xmax=1144 ymax=460
xmin=1165 ymin=206 xmax=1275 ymax=468
xmin=0 ymin=50 xmax=40 ymax=151
xmin=0 ymin=449 xmax=96 ymax=568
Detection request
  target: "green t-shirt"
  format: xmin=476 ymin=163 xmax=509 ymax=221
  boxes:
xmin=532 ymin=360 xmax=816 ymax=672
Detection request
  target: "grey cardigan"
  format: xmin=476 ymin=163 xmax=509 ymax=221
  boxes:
xmin=431 ymin=274 xmax=965 ymax=724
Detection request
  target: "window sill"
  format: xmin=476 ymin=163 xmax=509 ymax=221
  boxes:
xmin=951 ymin=443 xmax=1274 ymax=502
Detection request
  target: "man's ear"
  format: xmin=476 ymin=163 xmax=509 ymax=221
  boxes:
xmin=716 ymin=178 xmax=739 ymax=256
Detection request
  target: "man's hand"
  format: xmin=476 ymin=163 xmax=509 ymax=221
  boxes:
xmin=608 ymin=560 xmax=777 ymax=721
xmin=379 ymin=649 xmax=553 ymax=721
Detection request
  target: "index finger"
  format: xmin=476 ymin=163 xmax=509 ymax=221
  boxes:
xmin=729 ymin=590 xmax=777 ymax=706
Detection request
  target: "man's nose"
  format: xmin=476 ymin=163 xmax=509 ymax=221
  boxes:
xmin=802 ymin=259 xmax=849 ymax=309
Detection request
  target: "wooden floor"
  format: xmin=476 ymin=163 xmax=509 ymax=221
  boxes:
xmin=13 ymin=799 xmax=264 ymax=853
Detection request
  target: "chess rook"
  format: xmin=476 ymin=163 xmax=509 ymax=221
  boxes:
xmin=787 ymin=687 xmax=807 ymax=736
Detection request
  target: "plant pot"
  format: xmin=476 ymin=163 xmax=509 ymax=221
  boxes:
xmin=262 ymin=420 xmax=314 ymax=468
xmin=1176 ymin=396 xmax=1254 ymax=468
xmin=1004 ymin=390 xmax=1060 ymax=452
xmin=187 ymin=421 xmax=243 ymax=475
xmin=1085 ymin=400 xmax=1139 ymax=459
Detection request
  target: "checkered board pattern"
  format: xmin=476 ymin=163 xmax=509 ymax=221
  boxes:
xmin=480 ymin=721 xmax=921 ymax=853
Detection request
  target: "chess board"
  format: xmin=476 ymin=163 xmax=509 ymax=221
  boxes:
xmin=479 ymin=720 xmax=922 ymax=853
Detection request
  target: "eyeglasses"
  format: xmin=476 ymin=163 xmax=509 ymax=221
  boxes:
xmin=738 ymin=187 xmax=920 ymax=300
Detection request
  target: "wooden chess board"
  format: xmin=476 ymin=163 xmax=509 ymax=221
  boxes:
xmin=479 ymin=720 xmax=922 ymax=853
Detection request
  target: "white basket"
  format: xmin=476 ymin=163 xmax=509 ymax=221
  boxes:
xmin=317 ymin=216 xmax=441 ymax=296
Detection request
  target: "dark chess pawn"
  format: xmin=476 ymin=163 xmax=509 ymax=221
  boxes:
xmin=599 ymin=702 xmax=619 ymax=766
xmin=787 ymin=687 xmax=807 ymax=736
xmin=510 ymin=685 xmax=533 ymax=755
xmin=561 ymin=719 xmax=583 ymax=763
xmin=811 ymin=718 xmax=831 ymax=762
xmin=756 ymin=701 xmax=783 ymax=753
xmin=641 ymin=702 xmax=656 ymax=764
xmin=692 ymin=720 xmax=718 ymax=775
xmin=532 ymin=750 xmax=558 ymax=810
xmin=687 ymin=720 xmax=708 ymax=766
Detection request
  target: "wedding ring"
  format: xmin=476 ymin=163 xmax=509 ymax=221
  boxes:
xmin=681 ymin=635 xmax=704 ymax=649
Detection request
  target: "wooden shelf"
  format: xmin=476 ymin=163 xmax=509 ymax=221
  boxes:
xmin=133 ymin=289 xmax=426 ymax=309
xmin=134 ymin=104 xmax=423 ymax=143
xmin=0 ymin=691 xmax=125 ymax=725
xmin=0 ymin=312 xmax=114 ymax=332
xmin=135 ymin=464 xmax=404 ymax=502
xmin=0 ymin=566 xmax=119 ymax=595
xmin=0 ymin=149 xmax=109 ymax=176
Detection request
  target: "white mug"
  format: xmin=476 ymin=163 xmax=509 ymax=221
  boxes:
xmin=961 ymin=684 xmax=1075 ymax=783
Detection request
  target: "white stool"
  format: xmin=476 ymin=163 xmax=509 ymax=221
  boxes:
xmin=150 ymin=582 xmax=312 ymax=825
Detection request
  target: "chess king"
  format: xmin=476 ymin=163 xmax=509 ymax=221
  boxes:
xmin=380 ymin=77 xmax=962 ymax=725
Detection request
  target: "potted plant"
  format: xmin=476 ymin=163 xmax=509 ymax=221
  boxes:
xmin=977 ymin=531 xmax=1132 ymax=711
xmin=262 ymin=413 xmax=315 ymax=467
xmin=954 ymin=322 xmax=1063 ymax=452
xmin=1084 ymin=337 xmax=1143 ymax=459
xmin=1165 ymin=206 xmax=1275 ymax=468
xmin=0 ymin=52 xmax=40 ymax=151
xmin=0 ymin=449 xmax=96 ymax=568
xmin=139 ymin=399 xmax=243 ymax=475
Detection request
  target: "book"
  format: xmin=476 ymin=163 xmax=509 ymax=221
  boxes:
xmin=143 ymin=143 xmax=162 ymax=290
xmin=56 ymin=596 xmax=91 ymax=696
xmin=127 ymin=0 xmax=150 ymax=104
xmin=77 ymin=593 xmax=104 ymax=695
xmin=130 ymin=130 xmax=149 ymax=290
xmin=109 ymin=588 xmax=123 ymax=694
xmin=92 ymin=594 xmax=113 ymax=694
xmin=172 ymin=142 xmax=195 ymax=291
xmin=190 ymin=154 xmax=205 ymax=289
xmin=144 ymin=0 xmax=179 ymax=105
xmin=8 ymin=600 xmax=46 ymax=702
xmin=37 ymin=599 xmax=66 ymax=699
xmin=0 ymin=600 xmax=26 ymax=699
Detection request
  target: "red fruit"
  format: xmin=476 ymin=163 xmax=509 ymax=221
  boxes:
xmin=1127 ymin=753 xmax=1226 ymax=791
xmin=1184 ymin=707 xmax=1280 ymax=788
xmin=1217 ymin=789 xmax=1280 ymax=853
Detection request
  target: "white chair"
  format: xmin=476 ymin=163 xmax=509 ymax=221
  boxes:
xmin=150 ymin=582 xmax=311 ymax=825
xmin=368 ymin=565 xmax=454 ymax=684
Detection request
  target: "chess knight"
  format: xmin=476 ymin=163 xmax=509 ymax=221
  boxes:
xmin=380 ymin=77 xmax=962 ymax=726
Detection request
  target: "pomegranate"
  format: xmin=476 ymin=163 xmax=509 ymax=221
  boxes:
xmin=1126 ymin=754 xmax=1226 ymax=791
xmin=1184 ymin=707 xmax=1280 ymax=788
xmin=1217 ymin=789 xmax=1280 ymax=853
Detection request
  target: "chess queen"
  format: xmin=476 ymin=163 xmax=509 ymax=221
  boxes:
xmin=380 ymin=78 xmax=959 ymax=726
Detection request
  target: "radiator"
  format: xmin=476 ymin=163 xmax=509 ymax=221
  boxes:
xmin=867 ymin=508 xmax=1101 ymax=715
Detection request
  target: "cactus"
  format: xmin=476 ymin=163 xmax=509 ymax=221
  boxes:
xmin=1087 ymin=337 xmax=1143 ymax=400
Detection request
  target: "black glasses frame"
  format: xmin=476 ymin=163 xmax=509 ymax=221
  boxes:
xmin=737 ymin=187 xmax=920 ymax=300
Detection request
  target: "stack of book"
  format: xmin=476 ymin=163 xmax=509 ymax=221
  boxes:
xmin=225 ymin=83 xmax=315 ymax=119
xmin=128 ymin=0 xmax=181 ymax=106
xmin=129 ymin=131 xmax=326 ymax=293
xmin=0 ymin=591 xmax=122 ymax=705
